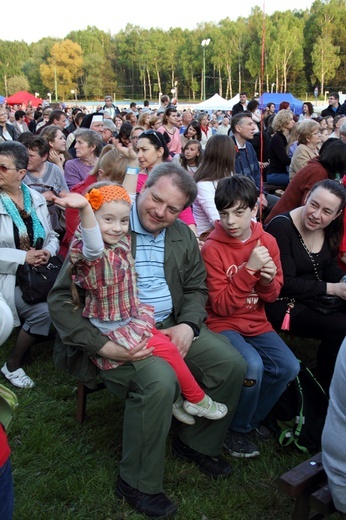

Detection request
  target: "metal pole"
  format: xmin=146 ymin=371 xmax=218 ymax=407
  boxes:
xmin=203 ymin=46 xmax=206 ymax=101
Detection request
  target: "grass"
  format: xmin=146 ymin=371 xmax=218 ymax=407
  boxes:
xmin=1 ymin=332 xmax=340 ymax=520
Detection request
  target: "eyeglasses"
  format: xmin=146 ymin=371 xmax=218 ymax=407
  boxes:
xmin=0 ymin=165 xmax=18 ymax=174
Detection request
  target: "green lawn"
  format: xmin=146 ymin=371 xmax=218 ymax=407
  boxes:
xmin=1 ymin=333 xmax=339 ymax=520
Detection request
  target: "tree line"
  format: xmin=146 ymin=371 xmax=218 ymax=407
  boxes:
xmin=0 ymin=0 xmax=345 ymax=102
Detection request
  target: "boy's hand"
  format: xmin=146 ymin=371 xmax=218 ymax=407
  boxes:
xmin=246 ymin=240 xmax=273 ymax=272
xmin=259 ymin=260 xmax=277 ymax=285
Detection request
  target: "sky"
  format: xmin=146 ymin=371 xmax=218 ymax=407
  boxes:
xmin=4 ymin=0 xmax=315 ymax=44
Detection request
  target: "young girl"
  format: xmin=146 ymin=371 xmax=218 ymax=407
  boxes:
xmin=53 ymin=183 xmax=227 ymax=425
xmin=174 ymin=139 xmax=202 ymax=175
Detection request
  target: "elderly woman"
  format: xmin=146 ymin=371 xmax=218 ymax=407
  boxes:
xmin=289 ymin=120 xmax=321 ymax=180
xmin=266 ymin=109 xmax=295 ymax=187
xmin=198 ymin=112 xmax=213 ymax=149
xmin=64 ymin=128 xmax=103 ymax=189
xmin=0 ymin=141 xmax=59 ymax=388
xmin=0 ymin=108 xmax=19 ymax=142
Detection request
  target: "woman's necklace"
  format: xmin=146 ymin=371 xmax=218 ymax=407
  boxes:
xmin=163 ymin=125 xmax=175 ymax=135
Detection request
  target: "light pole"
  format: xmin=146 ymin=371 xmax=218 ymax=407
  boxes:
xmin=201 ymin=39 xmax=210 ymax=101
xmin=71 ymin=89 xmax=77 ymax=104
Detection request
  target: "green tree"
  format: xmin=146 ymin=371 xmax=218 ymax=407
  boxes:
xmin=0 ymin=40 xmax=30 ymax=96
xmin=67 ymin=26 xmax=117 ymax=98
xmin=311 ymin=35 xmax=340 ymax=94
xmin=269 ymin=11 xmax=304 ymax=92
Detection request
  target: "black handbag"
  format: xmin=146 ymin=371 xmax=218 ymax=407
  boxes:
xmin=301 ymin=294 xmax=346 ymax=315
xmin=17 ymin=256 xmax=63 ymax=304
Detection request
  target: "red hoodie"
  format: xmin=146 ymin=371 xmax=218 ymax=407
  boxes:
xmin=0 ymin=425 xmax=10 ymax=467
xmin=201 ymin=220 xmax=282 ymax=336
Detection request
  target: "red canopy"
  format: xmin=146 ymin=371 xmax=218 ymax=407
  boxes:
xmin=6 ymin=91 xmax=43 ymax=108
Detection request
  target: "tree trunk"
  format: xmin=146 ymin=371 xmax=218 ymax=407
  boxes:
xmin=147 ymin=68 xmax=152 ymax=99
xmin=218 ymin=66 xmax=223 ymax=97
xmin=155 ymin=64 xmax=161 ymax=96
xmin=238 ymin=57 xmax=242 ymax=92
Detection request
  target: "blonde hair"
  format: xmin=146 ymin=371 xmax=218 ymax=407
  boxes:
xmin=89 ymin=145 xmax=128 ymax=184
xmin=272 ymin=109 xmax=294 ymax=133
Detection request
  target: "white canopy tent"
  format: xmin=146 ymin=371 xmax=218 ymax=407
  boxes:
xmin=194 ymin=93 xmax=231 ymax=111
xmin=226 ymin=94 xmax=240 ymax=107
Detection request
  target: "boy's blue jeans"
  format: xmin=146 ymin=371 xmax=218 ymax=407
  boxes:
xmin=0 ymin=457 xmax=14 ymax=520
xmin=220 ymin=330 xmax=300 ymax=433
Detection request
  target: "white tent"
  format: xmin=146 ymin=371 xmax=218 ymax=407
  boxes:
xmin=226 ymin=94 xmax=240 ymax=107
xmin=194 ymin=93 xmax=231 ymax=111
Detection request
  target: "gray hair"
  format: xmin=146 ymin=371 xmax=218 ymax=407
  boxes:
xmin=339 ymin=120 xmax=346 ymax=136
xmin=145 ymin=162 xmax=197 ymax=208
xmin=0 ymin=141 xmax=29 ymax=170
xmin=74 ymin=128 xmax=103 ymax=156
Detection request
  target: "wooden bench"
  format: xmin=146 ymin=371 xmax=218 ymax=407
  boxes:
xmin=278 ymin=452 xmax=338 ymax=519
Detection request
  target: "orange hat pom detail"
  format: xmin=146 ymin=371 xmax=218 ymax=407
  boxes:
xmin=85 ymin=185 xmax=131 ymax=211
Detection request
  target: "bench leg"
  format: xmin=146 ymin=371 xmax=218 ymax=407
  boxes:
xmin=292 ymin=494 xmax=311 ymax=520
xmin=293 ymin=495 xmax=326 ymax=520
xmin=76 ymin=381 xmax=87 ymax=424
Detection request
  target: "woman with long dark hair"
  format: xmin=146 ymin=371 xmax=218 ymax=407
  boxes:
xmin=157 ymin=106 xmax=181 ymax=157
xmin=265 ymin=179 xmax=346 ymax=391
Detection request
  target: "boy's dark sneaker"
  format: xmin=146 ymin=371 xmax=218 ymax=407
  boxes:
xmin=224 ymin=431 xmax=260 ymax=458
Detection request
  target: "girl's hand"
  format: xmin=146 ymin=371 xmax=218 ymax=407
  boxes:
xmin=51 ymin=192 xmax=88 ymax=210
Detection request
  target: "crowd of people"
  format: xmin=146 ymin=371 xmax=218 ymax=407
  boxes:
xmin=0 ymin=91 xmax=345 ymax=519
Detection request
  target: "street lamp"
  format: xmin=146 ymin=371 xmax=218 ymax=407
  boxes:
xmin=201 ymin=39 xmax=211 ymax=101
xmin=71 ymin=89 xmax=77 ymax=104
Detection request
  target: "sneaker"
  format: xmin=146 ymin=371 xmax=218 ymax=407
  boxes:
xmin=250 ymin=424 xmax=272 ymax=442
xmin=224 ymin=431 xmax=260 ymax=458
xmin=183 ymin=395 xmax=228 ymax=420
xmin=1 ymin=363 xmax=35 ymax=388
xmin=172 ymin=397 xmax=195 ymax=425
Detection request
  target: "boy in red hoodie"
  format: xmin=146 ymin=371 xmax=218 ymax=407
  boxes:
xmin=201 ymin=176 xmax=299 ymax=458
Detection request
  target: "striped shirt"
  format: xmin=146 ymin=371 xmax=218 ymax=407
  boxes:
xmin=131 ymin=203 xmax=173 ymax=322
